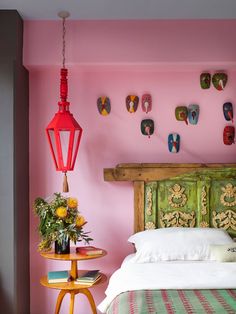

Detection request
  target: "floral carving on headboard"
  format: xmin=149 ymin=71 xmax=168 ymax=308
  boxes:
xmin=160 ymin=210 xmax=196 ymax=228
xmin=146 ymin=186 xmax=153 ymax=216
xmin=145 ymin=221 xmax=156 ymax=230
xmin=212 ymin=210 xmax=236 ymax=231
xmin=220 ymin=183 xmax=236 ymax=207
xmin=199 ymin=221 xmax=209 ymax=228
xmin=168 ymin=184 xmax=187 ymax=208
xmin=201 ymin=186 xmax=207 ymax=215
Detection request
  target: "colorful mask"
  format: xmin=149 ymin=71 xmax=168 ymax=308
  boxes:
xmin=175 ymin=106 xmax=188 ymax=125
xmin=223 ymin=102 xmax=234 ymax=123
xmin=223 ymin=126 xmax=235 ymax=145
xmin=188 ymin=104 xmax=200 ymax=125
xmin=212 ymin=73 xmax=228 ymax=91
xmin=200 ymin=72 xmax=211 ymax=89
xmin=97 ymin=96 xmax=111 ymax=116
xmin=168 ymin=133 xmax=180 ymax=153
xmin=141 ymin=94 xmax=152 ymax=113
xmin=126 ymin=95 xmax=139 ymax=113
xmin=141 ymin=119 xmax=154 ymax=138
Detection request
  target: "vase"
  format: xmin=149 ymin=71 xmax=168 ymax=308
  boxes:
xmin=55 ymin=238 xmax=70 ymax=254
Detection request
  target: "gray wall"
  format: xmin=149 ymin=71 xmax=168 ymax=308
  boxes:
xmin=0 ymin=10 xmax=29 ymax=314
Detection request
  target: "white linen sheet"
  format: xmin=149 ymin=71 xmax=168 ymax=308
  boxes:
xmin=98 ymin=257 xmax=236 ymax=313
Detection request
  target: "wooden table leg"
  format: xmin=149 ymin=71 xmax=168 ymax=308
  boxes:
xmin=55 ymin=290 xmax=67 ymax=314
xmin=69 ymin=291 xmax=75 ymax=314
xmin=70 ymin=260 xmax=78 ymax=280
xmin=80 ymin=288 xmax=97 ymax=314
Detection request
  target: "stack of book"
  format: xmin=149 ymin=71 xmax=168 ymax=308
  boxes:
xmin=76 ymin=246 xmax=103 ymax=256
xmin=75 ymin=270 xmax=101 ymax=286
xmin=47 ymin=270 xmax=70 ymax=283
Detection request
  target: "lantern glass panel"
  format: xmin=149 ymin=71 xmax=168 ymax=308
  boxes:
xmin=59 ymin=130 xmax=70 ymax=168
xmin=72 ymin=129 xmax=81 ymax=168
xmin=48 ymin=129 xmax=59 ymax=168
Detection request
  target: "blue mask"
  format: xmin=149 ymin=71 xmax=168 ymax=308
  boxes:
xmin=223 ymin=102 xmax=233 ymax=123
xmin=188 ymin=104 xmax=200 ymax=125
xmin=168 ymin=133 xmax=180 ymax=153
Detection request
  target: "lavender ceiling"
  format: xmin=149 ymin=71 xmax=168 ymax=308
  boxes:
xmin=1 ymin=0 xmax=236 ymax=20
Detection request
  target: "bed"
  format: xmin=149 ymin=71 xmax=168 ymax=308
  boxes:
xmin=98 ymin=164 xmax=236 ymax=313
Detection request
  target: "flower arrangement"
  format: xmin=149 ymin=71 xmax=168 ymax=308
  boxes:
xmin=34 ymin=193 xmax=92 ymax=251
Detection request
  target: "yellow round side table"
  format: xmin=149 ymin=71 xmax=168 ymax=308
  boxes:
xmin=40 ymin=248 xmax=107 ymax=314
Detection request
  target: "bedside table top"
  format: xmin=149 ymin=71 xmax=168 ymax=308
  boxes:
xmin=40 ymin=271 xmax=107 ymax=290
xmin=40 ymin=247 xmax=107 ymax=261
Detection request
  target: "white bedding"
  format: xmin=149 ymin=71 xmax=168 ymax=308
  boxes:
xmin=98 ymin=256 xmax=236 ymax=313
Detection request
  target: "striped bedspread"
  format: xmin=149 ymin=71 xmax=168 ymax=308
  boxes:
xmin=106 ymin=289 xmax=236 ymax=314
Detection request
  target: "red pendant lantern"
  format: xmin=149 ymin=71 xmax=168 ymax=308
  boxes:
xmin=46 ymin=12 xmax=83 ymax=192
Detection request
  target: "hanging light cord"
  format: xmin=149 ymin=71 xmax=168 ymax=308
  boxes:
xmin=62 ymin=17 xmax=66 ymax=68
xmin=59 ymin=14 xmax=68 ymax=106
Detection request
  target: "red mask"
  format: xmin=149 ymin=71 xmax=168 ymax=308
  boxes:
xmin=141 ymin=94 xmax=152 ymax=113
xmin=223 ymin=126 xmax=235 ymax=145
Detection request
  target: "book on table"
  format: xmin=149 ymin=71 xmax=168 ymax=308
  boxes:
xmin=75 ymin=270 xmax=102 ymax=285
xmin=47 ymin=270 xmax=69 ymax=283
xmin=76 ymin=246 xmax=103 ymax=256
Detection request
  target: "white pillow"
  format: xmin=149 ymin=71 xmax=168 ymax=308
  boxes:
xmin=210 ymin=243 xmax=236 ymax=262
xmin=128 ymin=227 xmax=233 ymax=263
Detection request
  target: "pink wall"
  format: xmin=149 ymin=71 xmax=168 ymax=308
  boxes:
xmin=25 ymin=20 xmax=236 ymax=314
xmin=24 ymin=20 xmax=236 ymax=67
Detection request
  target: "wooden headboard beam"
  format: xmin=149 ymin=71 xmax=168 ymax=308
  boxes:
xmin=104 ymin=163 xmax=236 ymax=182
xmin=134 ymin=181 xmax=145 ymax=233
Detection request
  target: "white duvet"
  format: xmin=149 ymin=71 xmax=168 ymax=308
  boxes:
xmin=98 ymin=256 xmax=236 ymax=313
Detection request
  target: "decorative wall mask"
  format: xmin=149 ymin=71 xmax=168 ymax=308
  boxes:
xmin=126 ymin=95 xmax=139 ymax=113
xmin=212 ymin=73 xmax=228 ymax=91
xmin=97 ymin=96 xmax=111 ymax=116
xmin=223 ymin=126 xmax=235 ymax=145
xmin=141 ymin=94 xmax=152 ymax=113
xmin=168 ymin=133 xmax=180 ymax=153
xmin=188 ymin=104 xmax=200 ymax=125
xmin=200 ymin=72 xmax=211 ymax=89
xmin=175 ymin=106 xmax=188 ymax=125
xmin=223 ymin=102 xmax=233 ymax=123
xmin=141 ymin=119 xmax=154 ymax=138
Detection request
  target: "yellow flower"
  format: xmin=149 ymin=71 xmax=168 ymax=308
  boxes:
xmin=56 ymin=206 xmax=67 ymax=218
xmin=76 ymin=215 xmax=86 ymax=228
xmin=67 ymin=197 xmax=78 ymax=209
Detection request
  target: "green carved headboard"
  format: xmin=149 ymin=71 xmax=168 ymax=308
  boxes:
xmin=104 ymin=163 xmax=236 ymax=237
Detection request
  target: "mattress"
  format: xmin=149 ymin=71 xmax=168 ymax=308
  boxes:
xmin=98 ymin=258 xmax=236 ymax=313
